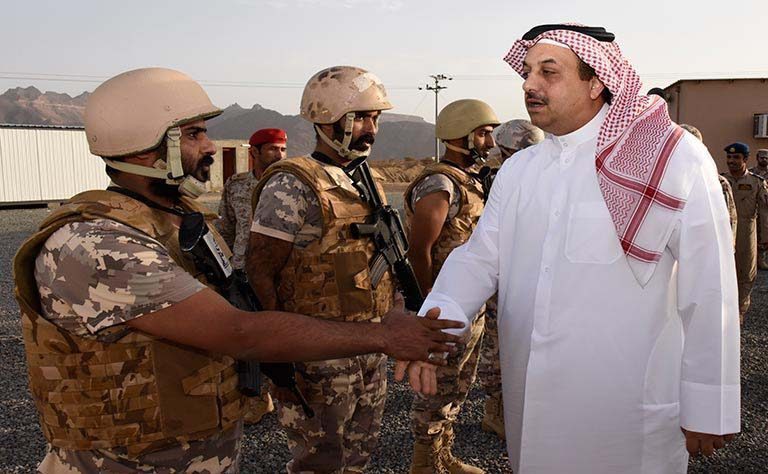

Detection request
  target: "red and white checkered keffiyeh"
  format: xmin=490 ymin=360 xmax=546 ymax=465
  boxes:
xmin=504 ymin=28 xmax=690 ymax=285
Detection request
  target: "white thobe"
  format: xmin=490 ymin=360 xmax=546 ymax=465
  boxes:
xmin=420 ymin=107 xmax=741 ymax=474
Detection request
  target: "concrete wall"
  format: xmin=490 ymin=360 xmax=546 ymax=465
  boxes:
xmin=664 ymin=79 xmax=768 ymax=171
xmin=210 ymin=139 xmax=249 ymax=192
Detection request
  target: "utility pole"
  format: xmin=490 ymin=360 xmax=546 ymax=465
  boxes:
xmin=419 ymin=74 xmax=452 ymax=161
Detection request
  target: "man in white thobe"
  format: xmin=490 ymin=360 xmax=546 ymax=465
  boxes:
xmin=416 ymin=24 xmax=741 ymax=474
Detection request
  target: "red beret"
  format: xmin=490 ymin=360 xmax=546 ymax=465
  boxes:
xmin=249 ymin=128 xmax=287 ymax=147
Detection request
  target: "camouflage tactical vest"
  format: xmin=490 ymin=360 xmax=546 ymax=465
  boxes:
xmin=252 ymin=156 xmax=395 ymax=322
xmin=404 ymin=162 xmax=485 ymax=280
xmin=13 ymin=190 xmax=245 ymax=456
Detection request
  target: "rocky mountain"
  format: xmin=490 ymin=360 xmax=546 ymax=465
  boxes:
xmin=206 ymin=104 xmax=437 ymax=160
xmin=0 ymin=87 xmax=437 ymax=160
xmin=0 ymin=87 xmax=89 ymax=125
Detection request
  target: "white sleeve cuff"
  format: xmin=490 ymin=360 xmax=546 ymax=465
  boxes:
xmin=417 ymin=292 xmax=472 ymax=339
xmin=680 ymin=380 xmax=741 ymax=435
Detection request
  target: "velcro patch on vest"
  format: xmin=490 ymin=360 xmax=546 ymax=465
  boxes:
xmin=738 ymin=184 xmax=753 ymax=190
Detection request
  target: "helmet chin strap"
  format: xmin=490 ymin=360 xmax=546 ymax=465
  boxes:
xmin=442 ymin=132 xmax=487 ymax=165
xmin=315 ymin=112 xmax=370 ymax=160
xmin=102 ymin=127 xmax=208 ymax=199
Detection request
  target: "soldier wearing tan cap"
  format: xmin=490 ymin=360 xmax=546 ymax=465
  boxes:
xmin=749 ymin=148 xmax=768 ymax=270
xmin=494 ymin=119 xmax=544 ymax=161
xmin=721 ymin=142 xmax=768 ymax=320
xmin=402 ymin=99 xmax=500 ymax=474
xmin=12 ymin=67 xmax=463 ymax=474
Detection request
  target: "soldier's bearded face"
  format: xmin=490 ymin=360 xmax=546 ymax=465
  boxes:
xmin=334 ymin=111 xmax=380 ymax=152
xmin=757 ymin=153 xmax=768 ymax=167
xmin=472 ymin=125 xmax=496 ymax=158
xmin=255 ymin=143 xmax=287 ymax=167
xmin=179 ymin=120 xmax=217 ymax=182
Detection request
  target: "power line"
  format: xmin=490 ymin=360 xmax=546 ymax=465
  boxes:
xmin=419 ymin=74 xmax=452 ymax=160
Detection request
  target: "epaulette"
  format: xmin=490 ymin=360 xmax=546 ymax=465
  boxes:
xmin=749 ymin=171 xmax=766 ymax=181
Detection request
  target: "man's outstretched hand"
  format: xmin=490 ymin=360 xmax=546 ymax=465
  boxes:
xmin=391 ymin=303 xmax=450 ymax=395
xmin=380 ymin=294 xmax=463 ymax=363
xmin=682 ymin=428 xmax=736 ymax=456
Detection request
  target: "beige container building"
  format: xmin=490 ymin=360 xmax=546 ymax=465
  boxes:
xmin=209 ymin=139 xmax=251 ymax=192
xmin=663 ymin=78 xmax=768 ymax=171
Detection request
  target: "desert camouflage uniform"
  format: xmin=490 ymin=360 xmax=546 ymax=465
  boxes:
xmin=408 ymin=174 xmax=462 ymax=222
xmin=33 ymin=218 xmax=242 ymax=474
xmin=250 ymin=162 xmax=388 ymax=473
xmin=216 ymin=171 xmax=275 ymax=423
xmin=722 ymin=171 xmax=768 ymax=316
xmin=405 ymin=163 xmax=487 ymax=451
xmin=217 ymin=171 xmax=259 ymax=270
xmin=719 ymin=176 xmax=738 ymax=249
xmin=476 ymin=298 xmax=502 ymax=398
xmin=750 ymin=165 xmax=768 ymax=269
xmin=409 ymin=168 xmax=501 ymax=424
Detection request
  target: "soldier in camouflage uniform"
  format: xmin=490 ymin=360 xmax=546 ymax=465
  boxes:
xmin=218 ymin=128 xmax=288 ymax=270
xmin=402 ymin=99 xmax=500 ymax=474
xmin=722 ymin=142 xmax=768 ymax=321
xmin=246 ymin=66 xmax=411 ymax=474
xmin=493 ymin=118 xmax=544 ymax=162
xmin=679 ymin=124 xmax=738 ymax=247
xmin=476 ymin=119 xmax=544 ymax=442
xmin=750 ymin=148 xmax=768 ymax=269
xmin=14 ymin=67 xmax=463 ymax=474
xmin=217 ymin=128 xmax=287 ymax=424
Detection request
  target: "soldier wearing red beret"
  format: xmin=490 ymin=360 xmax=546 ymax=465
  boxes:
xmin=216 ymin=128 xmax=288 ymax=424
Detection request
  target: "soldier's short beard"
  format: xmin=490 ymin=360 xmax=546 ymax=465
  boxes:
xmin=332 ymin=123 xmax=375 ymax=152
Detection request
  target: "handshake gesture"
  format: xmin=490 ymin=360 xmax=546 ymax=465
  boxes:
xmin=380 ymin=295 xmax=460 ymax=396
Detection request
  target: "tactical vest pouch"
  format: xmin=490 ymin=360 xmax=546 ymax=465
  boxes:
xmin=334 ymin=251 xmax=374 ymax=316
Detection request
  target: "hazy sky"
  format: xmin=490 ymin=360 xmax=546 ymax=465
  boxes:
xmin=3 ymin=0 xmax=766 ymax=123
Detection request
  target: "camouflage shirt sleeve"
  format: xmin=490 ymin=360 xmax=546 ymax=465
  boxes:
xmin=216 ymin=176 xmax=237 ymax=249
xmin=410 ymin=173 xmax=461 ymax=221
xmin=250 ymin=172 xmax=323 ymax=248
xmin=34 ymin=219 xmax=206 ymax=338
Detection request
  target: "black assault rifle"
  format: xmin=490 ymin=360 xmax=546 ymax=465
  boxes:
xmin=178 ymin=213 xmax=314 ymax=417
xmin=345 ymin=159 xmax=424 ymax=312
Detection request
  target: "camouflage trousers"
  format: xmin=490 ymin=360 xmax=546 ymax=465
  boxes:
xmin=411 ymin=314 xmax=485 ymax=443
xmin=36 ymin=423 xmax=243 ymax=474
xmin=275 ymin=353 xmax=388 ymax=473
xmin=735 ymin=220 xmax=758 ymax=316
xmin=477 ymin=300 xmax=501 ymax=397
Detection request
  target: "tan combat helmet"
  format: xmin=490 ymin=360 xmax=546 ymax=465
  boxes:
xmin=85 ymin=67 xmax=222 ymax=198
xmin=495 ymin=119 xmax=544 ymax=155
xmin=436 ymin=99 xmax=500 ymax=164
xmin=300 ymin=65 xmax=393 ymax=159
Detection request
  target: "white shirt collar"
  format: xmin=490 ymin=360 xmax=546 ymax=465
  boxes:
xmin=547 ymin=103 xmax=609 ymax=150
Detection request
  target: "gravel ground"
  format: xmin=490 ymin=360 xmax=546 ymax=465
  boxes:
xmin=0 ymin=206 xmax=766 ymax=473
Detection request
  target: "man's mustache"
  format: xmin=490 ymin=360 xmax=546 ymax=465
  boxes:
xmin=198 ymin=155 xmax=214 ymax=167
xmin=525 ymin=92 xmax=548 ymax=104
